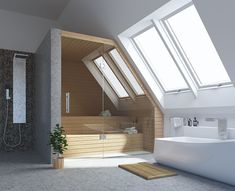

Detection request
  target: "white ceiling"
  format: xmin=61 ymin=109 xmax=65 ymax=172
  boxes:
xmin=0 ymin=0 xmax=70 ymax=20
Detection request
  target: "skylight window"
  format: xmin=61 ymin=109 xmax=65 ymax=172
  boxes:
xmin=109 ymin=49 xmax=145 ymax=95
xmin=133 ymin=27 xmax=189 ymax=92
xmin=94 ymin=56 xmax=129 ymax=98
xmin=164 ymin=4 xmax=231 ymax=87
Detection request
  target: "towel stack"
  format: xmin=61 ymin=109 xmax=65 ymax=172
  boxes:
xmin=171 ymin=117 xmax=184 ymax=128
xmin=123 ymin=127 xmax=138 ymax=134
xmin=99 ymin=110 xmax=111 ymax=117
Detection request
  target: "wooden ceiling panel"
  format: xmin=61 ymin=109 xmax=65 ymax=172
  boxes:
xmin=62 ymin=36 xmax=108 ymax=62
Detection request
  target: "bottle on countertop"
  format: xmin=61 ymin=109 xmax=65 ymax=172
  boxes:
xmin=188 ymin=118 xmax=192 ymax=126
xmin=193 ymin=117 xmax=199 ymax=127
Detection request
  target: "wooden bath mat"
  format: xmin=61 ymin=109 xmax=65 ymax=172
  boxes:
xmin=119 ymin=162 xmax=177 ymax=180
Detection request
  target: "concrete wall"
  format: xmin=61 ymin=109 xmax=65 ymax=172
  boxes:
xmin=34 ymin=31 xmax=51 ymax=163
xmin=0 ymin=9 xmax=59 ymax=53
xmin=34 ymin=29 xmax=62 ymax=163
xmin=50 ymin=29 xmax=61 ymax=129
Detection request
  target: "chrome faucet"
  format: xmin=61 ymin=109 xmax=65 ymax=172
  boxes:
xmin=205 ymin=118 xmax=228 ymax=139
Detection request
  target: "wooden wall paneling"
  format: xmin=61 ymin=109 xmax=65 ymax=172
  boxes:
xmin=118 ymin=96 xmax=163 ymax=153
xmin=61 ymin=31 xmax=116 ymax=47
xmin=62 ymin=116 xmax=144 ymax=158
xmin=61 ymin=31 xmax=164 ymax=157
xmin=62 ymin=36 xmax=120 ymax=116
xmin=113 ymin=44 xmax=164 ymax=152
xmin=62 ymin=37 xmax=103 ymax=63
xmin=62 ymin=60 xmax=119 ymax=116
xmin=63 ymin=134 xmax=143 ymax=158
xmin=154 ymin=107 xmax=164 ymax=139
xmin=61 ymin=116 xmax=136 ymax=134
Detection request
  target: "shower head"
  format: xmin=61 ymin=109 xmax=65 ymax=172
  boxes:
xmin=14 ymin=53 xmax=29 ymax=59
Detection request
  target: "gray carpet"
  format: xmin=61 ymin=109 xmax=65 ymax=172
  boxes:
xmin=0 ymin=151 xmax=234 ymax=191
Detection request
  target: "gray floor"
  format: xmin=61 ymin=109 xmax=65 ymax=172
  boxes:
xmin=0 ymin=151 xmax=234 ymax=191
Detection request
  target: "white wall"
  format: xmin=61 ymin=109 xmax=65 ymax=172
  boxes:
xmin=164 ymin=107 xmax=235 ymax=137
xmin=0 ymin=9 xmax=59 ymax=53
xmin=59 ymin=0 xmax=170 ymax=39
xmin=165 ymin=87 xmax=235 ymax=109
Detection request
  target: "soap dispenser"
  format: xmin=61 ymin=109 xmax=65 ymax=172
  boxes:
xmin=188 ymin=118 xmax=192 ymax=126
xmin=193 ymin=117 xmax=199 ymax=127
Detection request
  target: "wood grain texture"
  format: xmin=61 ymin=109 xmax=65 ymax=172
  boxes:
xmin=62 ymin=60 xmax=119 ymax=116
xmin=53 ymin=158 xmax=64 ymax=169
xmin=61 ymin=31 xmax=116 ymax=46
xmin=62 ymin=116 xmax=136 ymax=134
xmin=63 ymin=133 xmax=143 ymax=158
xmin=119 ymin=97 xmax=163 ymax=152
xmin=62 ymin=37 xmax=103 ymax=63
xmin=119 ymin=162 xmax=177 ymax=180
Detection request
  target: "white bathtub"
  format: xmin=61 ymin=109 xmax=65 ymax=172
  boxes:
xmin=154 ymin=137 xmax=235 ymax=185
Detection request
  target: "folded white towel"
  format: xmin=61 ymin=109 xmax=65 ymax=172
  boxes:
xmin=123 ymin=127 xmax=138 ymax=134
xmin=171 ymin=117 xmax=184 ymax=128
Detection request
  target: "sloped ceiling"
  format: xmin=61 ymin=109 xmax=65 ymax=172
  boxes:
xmin=58 ymin=0 xmax=170 ymax=38
xmin=58 ymin=0 xmax=235 ymax=86
xmin=0 ymin=0 xmax=70 ymax=20
xmin=0 ymin=0 xmax=234 ymax=111
xmin=193 ymin=0 xmax=235 ymax=85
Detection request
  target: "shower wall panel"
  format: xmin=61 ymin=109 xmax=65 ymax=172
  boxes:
xmin=0 ymin=49 xmax=34 ymax=151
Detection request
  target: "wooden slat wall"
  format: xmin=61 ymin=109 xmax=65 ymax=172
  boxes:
xmin=62 ymin=36 xmax=119 ymax=116
xmin=119 ymin=97 xmax=163 ymax=152
xmin=154 ymin=107 xmax=164 ymax=139
xmin=62 ymin=116 xmax=136 ymax=134
xmin=63 ymin=134 xmax=143 ymax=158
xmin=62 ymin=36 xmax=103 ymax=63
xmin=62 ymin=116 xmax=143 ymax=158
xmin=62 ymin=60 xmax=119 ymax=116
xmin=61 ymin=33 xmax=164 ymax=158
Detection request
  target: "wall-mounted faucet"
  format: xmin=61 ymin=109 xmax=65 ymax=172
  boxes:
xmin=205 ymin=118 xmax=228 ymax=139
xmin=6 ymin=88 xmax=11 ymax=100
xmin=205 ymin=118 xmax=227 ymax=127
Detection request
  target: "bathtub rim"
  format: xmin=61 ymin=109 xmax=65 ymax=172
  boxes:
xmin=156 ymin=136 xmax=235 ymax=143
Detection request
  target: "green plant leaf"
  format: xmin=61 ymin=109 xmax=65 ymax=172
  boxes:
xmin=49 ymin=124 xmax=68 ymax=155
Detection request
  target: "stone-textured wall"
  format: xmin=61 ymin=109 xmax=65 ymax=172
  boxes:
xmin=0 ymin=49 xmax=34 ymax=151
xmin=34 ymin=29 xmax=61 ymax=164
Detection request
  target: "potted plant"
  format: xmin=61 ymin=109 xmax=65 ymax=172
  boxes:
xmin=49 ymin=124 xmax=68 ymax=169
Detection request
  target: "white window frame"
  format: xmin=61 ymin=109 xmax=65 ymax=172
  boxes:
xmin=108 ymin=48 xmax=145 ymax=96
xmin=120 ymin=0 xmax=232 ymax=102
xmin=131 ymin=25 xmax=191 ymax=94
xmin=82 ymin=50 xmax=119 ymax=108
xmin=161 ymin=3 xmax=232 ymax=89
xmin=93 ymin=56 xmax=130 ymax=99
